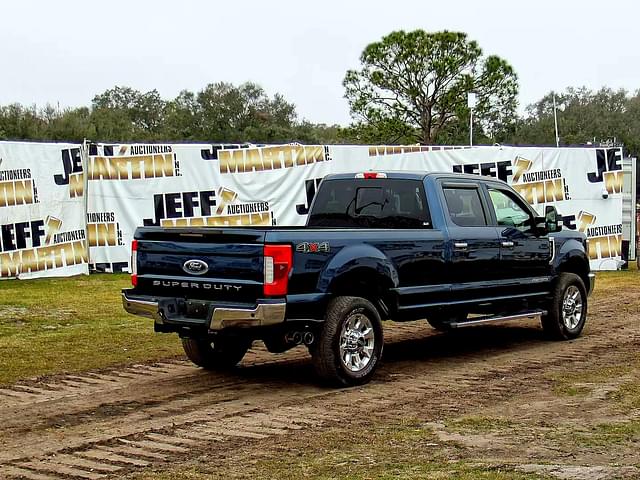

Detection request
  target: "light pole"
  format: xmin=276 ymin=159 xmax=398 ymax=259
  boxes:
xmin=553 ymin=94 xmax=560 ymax=147
xmin=468 ymin=92 xmax=477 ymax=146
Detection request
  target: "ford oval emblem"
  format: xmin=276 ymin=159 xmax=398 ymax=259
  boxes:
xmin=182 ymin=259 xmax=209 ymax=276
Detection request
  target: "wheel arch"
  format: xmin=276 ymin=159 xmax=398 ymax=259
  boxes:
xmin=327 ymin=267 xmax=397 ymax=319
xmin=317 ymin=244 xmax=399 ymax=319
xmin=555 ymin=252 xmax=590 ymax=291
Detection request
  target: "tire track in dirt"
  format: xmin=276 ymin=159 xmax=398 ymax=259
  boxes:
xmin=1 ymin=296 xmax=637 ymax=479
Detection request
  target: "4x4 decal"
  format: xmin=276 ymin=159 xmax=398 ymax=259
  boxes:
xmin=296 ymin=242 xmax=330 ymax=253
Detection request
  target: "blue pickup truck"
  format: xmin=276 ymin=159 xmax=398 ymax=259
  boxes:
xmin=123 ymin=171 xmax=594 ymax=386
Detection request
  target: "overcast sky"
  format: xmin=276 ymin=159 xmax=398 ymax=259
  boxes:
xmin=1 ymin=0 xmax=638 ymax=125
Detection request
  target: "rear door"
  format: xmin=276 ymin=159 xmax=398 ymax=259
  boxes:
xmin=483 ymin=185 xmax=552 ymax=292
xmin=440 ymin=181 xmax=502 ymax=302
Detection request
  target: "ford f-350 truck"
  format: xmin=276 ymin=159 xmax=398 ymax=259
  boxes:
xmin=123 ymin=172 xmax=594 ymax=386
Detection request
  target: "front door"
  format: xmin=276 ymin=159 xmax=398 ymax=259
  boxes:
xmin=484 ymin=186 xmax=552 ymax=296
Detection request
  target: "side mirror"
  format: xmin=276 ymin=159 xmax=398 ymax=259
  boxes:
xmin=534 ymin=216 xmax=549 ymax=235
xmin=545 ymin=205 xmax=563 ymax=233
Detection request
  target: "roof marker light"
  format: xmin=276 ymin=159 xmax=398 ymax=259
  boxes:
xmin=355 ymin=172 xmax=387 ymax=179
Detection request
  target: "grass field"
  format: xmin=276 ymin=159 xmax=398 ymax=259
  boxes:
xmin=1 ymin=268 xmax=639 ymax=479
xmin=0 ymin=274 xmax=182 ymax=385
xmin=131 ymin=266 xmax=640 ymax=480
xmin=0 ymin=267 xmax=637 ymax=386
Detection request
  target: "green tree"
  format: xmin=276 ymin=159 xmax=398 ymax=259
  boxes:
xmin=291 ymin=121 xmax=347 ymax=144
xmin=343 ymin=30 xmax=519 ymax=144
xmin=0 ymin=104 xmax=46 ymax=140
xmin=92 ymin=86 xmax=167 ymax=139
xmin=0 ymin=82 xmax=343 ymax=144
xmin=46 ymin=107 xmax=95 ymax=141
xmin=163 ymin=90 xmax=200 ymax=140
xmin=196 ymin=82 xmax=298 ymax=143
xmin=512 ymin=87 xmax=637 ymax=153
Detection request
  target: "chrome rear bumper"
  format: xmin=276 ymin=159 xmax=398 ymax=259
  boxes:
xmin=210 ymin=302 xmax=286 ymax=330
xmin=121 ymin=295 xmax=164 ymax=323
xmin=122 ymin=291 xmax=286 ymax=331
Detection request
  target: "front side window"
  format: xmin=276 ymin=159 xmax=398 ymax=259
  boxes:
xmin=443 ymin=187 xmax=488 ymax=227
xmin=488 ymin=188 xmax=532 ymax=232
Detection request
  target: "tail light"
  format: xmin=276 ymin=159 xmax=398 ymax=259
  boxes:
xmin=131 ymin=240 xmax=138 ymax=287
xmin=263 ymin=244 xmax=292 ymax=296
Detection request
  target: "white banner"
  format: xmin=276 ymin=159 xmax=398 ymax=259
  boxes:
xmin=86 ymin=143 xmax=624 ymax=272
xmin=0 ymin=141 xmax=89 ymax=279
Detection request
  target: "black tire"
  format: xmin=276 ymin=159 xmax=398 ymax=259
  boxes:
xmin=311 ymin=296 xmax=383 ymax=387
xmin=181 ymin=337 xmax=250 ymax=370
xmin=541 ymin=273 xmax=588 ymax=340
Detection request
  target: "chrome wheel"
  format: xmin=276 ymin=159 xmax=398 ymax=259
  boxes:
xmin=562 ymin=285 xmax=583 ymax=330
xmin=339 ymin=312 xmax=375 ymax=373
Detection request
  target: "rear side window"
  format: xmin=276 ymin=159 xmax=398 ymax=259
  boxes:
xmin=443 ymin=187 xmax=487 ymax=227
xmin=307 ymin=179 xmax=430 ymax=228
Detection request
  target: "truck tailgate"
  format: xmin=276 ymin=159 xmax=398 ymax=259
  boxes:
xmin=134 ymin=228 xmax=266 ymax=303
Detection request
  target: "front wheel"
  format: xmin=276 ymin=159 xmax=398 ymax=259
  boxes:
xmin=311 ymin=296 xmax=384 ymax=387
xmin=181 ymin=337 xmax=250 ymax=370
xmin=541 ymin=273 xmax=588 ymax=340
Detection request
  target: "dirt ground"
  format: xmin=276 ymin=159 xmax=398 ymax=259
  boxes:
xmin=1 ymin=278 xmax=639 ymax=480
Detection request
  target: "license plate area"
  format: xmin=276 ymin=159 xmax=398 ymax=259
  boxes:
xmin=185 ymin=300 xmax=210 ymax=320
xmin=158 ymin=298 xmax=211 ymax=323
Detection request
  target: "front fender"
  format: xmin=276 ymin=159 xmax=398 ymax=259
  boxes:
xmin=553 ymin=237 xmax=588 ymax=271
xmin=317 ymin=244 xmax=399 ymax=293
xmin=552 ymin=236 xmax=591 ymax=295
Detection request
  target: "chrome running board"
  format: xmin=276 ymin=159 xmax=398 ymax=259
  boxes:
xmin=449 ymin=310 xmax=547 ymax=329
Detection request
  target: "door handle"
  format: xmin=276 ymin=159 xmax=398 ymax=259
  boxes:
xmin=501 ymin=241 xmax=514 ymax=248
xmin=454 ymin=242 xmax=468 ymax=250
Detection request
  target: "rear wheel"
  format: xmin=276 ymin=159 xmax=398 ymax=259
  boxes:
xmin=311 ymin=296 xmax=383 ymax=387
xmin=541 ymin=273 xmax=587 ymax=340
xmin=181 ymin=337 xmax=250 ymax=370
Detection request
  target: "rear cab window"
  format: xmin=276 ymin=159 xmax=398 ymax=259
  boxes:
xmin=307 ymin=179 xmax=431 ymax=228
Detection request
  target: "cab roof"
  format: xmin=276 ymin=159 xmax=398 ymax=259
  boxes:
xmin=323 ymin=171 xmax=505 ymax=183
